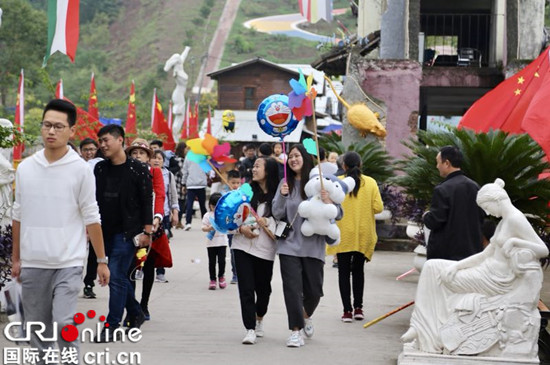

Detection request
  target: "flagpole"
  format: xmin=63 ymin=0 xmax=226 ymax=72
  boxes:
xmin=151 ymin=88 xmax=156 ymax=129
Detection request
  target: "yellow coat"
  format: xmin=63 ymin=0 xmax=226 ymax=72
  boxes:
xmin=327 ymin=175 xmax=383 ymax=261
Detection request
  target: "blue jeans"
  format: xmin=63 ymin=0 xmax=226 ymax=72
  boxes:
xmin=105 ymin=233 xmax=141 ymax=328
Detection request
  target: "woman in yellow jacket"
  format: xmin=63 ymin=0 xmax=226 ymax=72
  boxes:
xmin=327 ymin=151 xmax=383 ymax=322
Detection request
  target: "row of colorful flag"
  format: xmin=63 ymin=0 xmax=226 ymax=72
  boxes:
xmin=12 ymin=70 xmax=208 ymax=158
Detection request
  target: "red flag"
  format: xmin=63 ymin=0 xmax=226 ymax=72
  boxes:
xmin=88 ymin=73 xmax=99 ymax=120
xmin=206 ymin=105 xmax=212 ymax=134
xmin=73 ymin=107 xmax=103 ymax=141
xmin=459 ymin=47 xmax=550 ymax=156
xmin=180 ymin=99 xmax=189 ymax=140
xmin=188 ymin=101 xmax=199 ymax=138
xmin=55 ymin=79 xmax=63 ymax=99
xmin=13 ymin=69 xmax=24 ymax=161
xmin=151 ymin=91 xmax=176 ymax=151
xmin=125 ymin=81 xmax=137 ymax=139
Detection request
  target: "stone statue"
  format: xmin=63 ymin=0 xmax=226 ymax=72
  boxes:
xmin=164 ymin=46 xmax=191 ymax=141
xmin=400 ymin=178 xmax=548 ymax=363
xmin=0 ymin=119 xmax=15 ymax=227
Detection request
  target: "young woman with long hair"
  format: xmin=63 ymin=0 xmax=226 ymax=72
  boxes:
xmin=326 ymin=151 xmax=383 ymax=322
xmin=232 ymin=156 xmax=281 ymax=344
xmin=272 ymin=144 xmax=342 ymax=348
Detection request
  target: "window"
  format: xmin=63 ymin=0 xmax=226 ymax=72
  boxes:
xmin=244 ymin=87 xmax=255 ymax=109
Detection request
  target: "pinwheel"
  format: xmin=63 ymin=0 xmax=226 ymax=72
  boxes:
xmin=288 ymin=69 xmax=317 ymax=120
xmin=185 ymin=133 xmax=237 ymax=173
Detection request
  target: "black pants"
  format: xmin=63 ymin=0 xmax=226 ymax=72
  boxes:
xmin=129 ymin=250 xmax=157 ymax=310
xmin=279 ymin=254 xmax=324 ymax=330
xmin=337 ymin=251 xmax=366 ymax=312
xmin=207 ymin=246 xmax=226 ymax=280
xmin=228 ymin=234 xmax=237 ymax=277
xmin=185 ymin=188 xmax=207 ymax=224
xmin=178 ymin=198 xmax=186 ymax=222
xmin=234 ymin=249 xmax=274 ymax=330
xmin=83 ymin=242 xmax=97 ymax=287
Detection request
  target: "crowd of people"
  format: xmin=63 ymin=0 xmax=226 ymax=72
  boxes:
xmin=12 ymin=98 xmax=399 ymax=361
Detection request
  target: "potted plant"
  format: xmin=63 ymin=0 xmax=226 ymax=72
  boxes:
xmin=375 ymin=184 xmax=403 ymax=223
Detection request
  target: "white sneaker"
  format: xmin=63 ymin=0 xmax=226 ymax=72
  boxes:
xmin=242 ymin=329 xmax=256 ymax=344
xmin=135 ymin=270 xmax=144 ymax=280
xmin=303 ymin=318 xmax=314 ymax=338
xmin=155 ymin=274 xmax=168 ymax=283
xmin=255 ymin=320 xmax=264 ymax=337
xmin=286 ymin=331 xmax=304 ymax=348
xmin=184 ymin=223 xmax=192 ymax=231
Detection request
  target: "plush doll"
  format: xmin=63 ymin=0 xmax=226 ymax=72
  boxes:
xmin=298 ymin=168 xmax=355 ymax=244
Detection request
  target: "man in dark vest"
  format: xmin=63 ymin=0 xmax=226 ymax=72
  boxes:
xmin=424 ymin=146 xmax=484 ymax=260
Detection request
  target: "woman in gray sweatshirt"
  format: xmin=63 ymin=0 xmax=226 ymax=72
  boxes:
xmin=272 ymin=144 xmax=341 ymax=348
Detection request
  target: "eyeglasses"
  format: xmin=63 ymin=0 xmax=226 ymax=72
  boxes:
xmin=41 ymin=122 xmax=68 ymax=132
xmin=81 ymin=147 xmax=98 ymax=153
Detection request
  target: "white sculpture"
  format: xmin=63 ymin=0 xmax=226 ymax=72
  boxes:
xmin=0 ymin=119 xmax=15 ymax=227
xmin=164 ymin=46 xmax=191 ymax=140
xmin=400 ymin=178 xmax=548 ymax=362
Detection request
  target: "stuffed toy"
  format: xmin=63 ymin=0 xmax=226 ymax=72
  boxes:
xmin=298 ymin=168 xmax=355 ymax=244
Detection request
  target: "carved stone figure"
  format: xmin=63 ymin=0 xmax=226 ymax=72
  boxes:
xmin=400 ymin=178 xmax=548 ymax=362
xmin=0 ymin=119 xmax=15 ymax=227
xmin=164 ymin=46 xmax=191 ymax=141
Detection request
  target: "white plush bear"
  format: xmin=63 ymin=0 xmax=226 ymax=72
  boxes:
xmin=297 ymin=168 xmax=355 ymax=244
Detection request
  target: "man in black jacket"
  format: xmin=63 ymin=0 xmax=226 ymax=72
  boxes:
xmin=95 ymin=125 xmax=153 ymax=342
xmin=423 ymin=146 xmax=484 ymax=261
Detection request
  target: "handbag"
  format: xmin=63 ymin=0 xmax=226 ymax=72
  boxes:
xmin=275 ymin=210 xmax=299 ymax=239
xmin=151 ymin=233 xmax=173 ymax=268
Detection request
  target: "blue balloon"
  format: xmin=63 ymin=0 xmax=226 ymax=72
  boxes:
xmin=211 ymin=190 xmax=251 ymax=233
xmin=257 ymin=94 xmax=300 ymax=139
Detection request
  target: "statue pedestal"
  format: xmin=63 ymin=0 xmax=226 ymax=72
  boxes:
xmin=398 ymin=343 xmax=539 ymax=365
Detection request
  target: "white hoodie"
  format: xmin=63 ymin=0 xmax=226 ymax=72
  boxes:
xmin=13 ymin=147 xmax=101 ymax=269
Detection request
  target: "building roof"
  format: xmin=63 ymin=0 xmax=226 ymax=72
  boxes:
xmin=207 ymin=58 xmax=301 ymax=79
xmin=199 ymin=110 xmax=305 ymax=143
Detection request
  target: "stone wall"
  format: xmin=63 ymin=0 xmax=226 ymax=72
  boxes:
xmin=356 ymin=59 xmax=422 ymax=159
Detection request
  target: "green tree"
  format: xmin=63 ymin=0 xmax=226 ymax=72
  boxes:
xmin=0 ymin=0 xmax=47 ymax=106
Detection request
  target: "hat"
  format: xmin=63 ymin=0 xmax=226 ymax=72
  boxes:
xmin=126 ymin=138 xmax=153 ymax=159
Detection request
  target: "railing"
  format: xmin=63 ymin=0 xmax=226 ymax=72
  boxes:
xmin=420 ymin=13 xmax=492 ymax=67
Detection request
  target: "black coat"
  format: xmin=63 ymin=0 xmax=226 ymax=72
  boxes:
xmin=94 ymin=158 xmax=153 ymax=241
xmin=424 ymin=171 xmax=484 ymax=260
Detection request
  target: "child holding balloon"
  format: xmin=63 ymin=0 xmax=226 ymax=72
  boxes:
xmin=201 ymin=193 xmax=228 ymax=290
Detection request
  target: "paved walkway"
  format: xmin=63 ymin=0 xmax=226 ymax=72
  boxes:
xmin=3 ymin=220 xmax=550 ymax=364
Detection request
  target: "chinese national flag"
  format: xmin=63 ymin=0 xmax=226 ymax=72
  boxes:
xmin=88 ymin=73 xmax=99 ymax=120
xmin=151 ymin=90 xmax=176 ymax=151
xmin=459 ymin=47 xmax=550 ymax=157
xmin=188 ymin=101 xmax=199 ymax=139
xmin=14 ymin=69 xmax=24 ymax=161
xmin=73 ymin=107 xmax=103 ymax=141
xmin=125 ymin=81 xmax=137 ymax=140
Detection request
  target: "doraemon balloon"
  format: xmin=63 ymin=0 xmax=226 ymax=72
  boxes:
xmin=211 ymin=190 xmax=251 ymax=233
xmin=257 ymin=94 xmax=300 ymax=139
xmin=222 ymin=110 xmax=235 ymax=132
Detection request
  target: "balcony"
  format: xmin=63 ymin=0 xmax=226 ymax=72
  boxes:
xmin=421 ymin=13 xmax=492 ymax=67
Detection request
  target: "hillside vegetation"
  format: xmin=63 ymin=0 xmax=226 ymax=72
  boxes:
xmin=1 ymin=0 xmax=357 ymax=139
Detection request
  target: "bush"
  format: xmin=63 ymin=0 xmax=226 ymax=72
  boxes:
xmin=192 ymin=17 xmax=204 ymax=26
xmin=233 ymin=35 xmax=254 ymax=54
xmin=392 ymin=127 xmax=550 ymax=229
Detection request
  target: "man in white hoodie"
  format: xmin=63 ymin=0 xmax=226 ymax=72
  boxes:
xmin=12 ymin=99 xmax=110 ymax=363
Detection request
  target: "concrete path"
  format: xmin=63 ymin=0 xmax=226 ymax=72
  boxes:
xmin=3 ymin=220 xmax=550 ymax=364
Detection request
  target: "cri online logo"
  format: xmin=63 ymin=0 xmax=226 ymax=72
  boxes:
xmin=5 ymin=310 xmax=142 ymax=343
